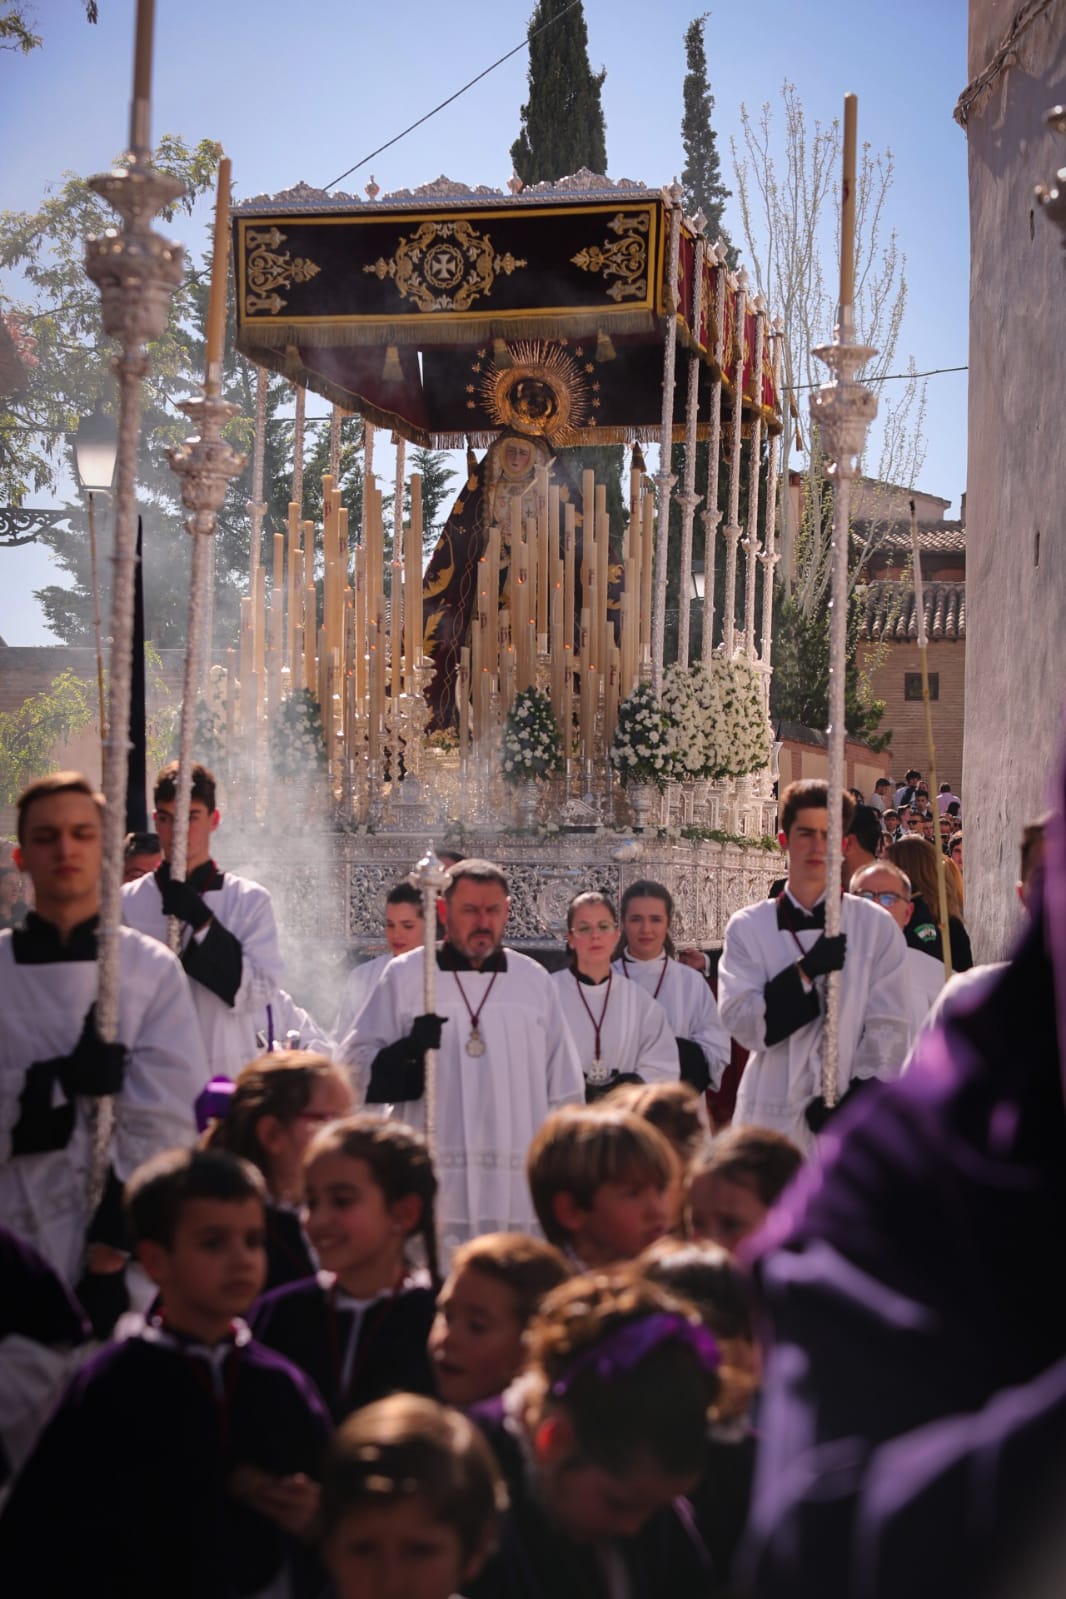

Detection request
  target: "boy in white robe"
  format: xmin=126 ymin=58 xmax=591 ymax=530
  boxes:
xmin=719 ymin=779 xmax=910 ymax=1154
xmin=1 ymin=774 xmax=205 ymax=1287
xmin=122 ymin=760 xmax=283 ymax=1080
xmin=340 ymin=859 xmax=584 ymax=1261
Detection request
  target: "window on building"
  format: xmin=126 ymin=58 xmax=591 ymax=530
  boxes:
xmin=904 ymin=672 xmax=938 ymax=701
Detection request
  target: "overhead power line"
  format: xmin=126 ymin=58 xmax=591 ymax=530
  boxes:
xmin=322 ymin=0 xmax=584 ymax=191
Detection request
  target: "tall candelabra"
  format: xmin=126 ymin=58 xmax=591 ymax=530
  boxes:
xmin=83 ymin=37 xmax=185 ymax=1203
xmin=165 ymin=392 xmax=247 ymax=945
xmin=810 ymin=306 xmax=877 ymax=1105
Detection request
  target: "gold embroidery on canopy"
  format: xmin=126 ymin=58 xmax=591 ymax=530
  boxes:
xmin=570 ymin=212 xmax=650 ymax=302
xmin=245 ymin=228 xmax=321 ymax=315
xmin=362 ymin=220 xmax=527 ymax=314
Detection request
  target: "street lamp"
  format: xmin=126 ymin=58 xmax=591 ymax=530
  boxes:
xmin=71 ymin=404 xmax=119 ymax=495
xmin=690 ymin=562 xmax=705 ymax=601
xmin=70 ymin=405 xmax=119 ymax=736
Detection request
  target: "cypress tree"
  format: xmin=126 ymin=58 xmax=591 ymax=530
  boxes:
xmin=510 ymin=0 xmax=608 ymax=185
xmin=680 ymin=14 xmax=732 ymax=254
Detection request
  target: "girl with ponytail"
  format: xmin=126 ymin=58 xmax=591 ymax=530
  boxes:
xmin=251 ymin=1114 xmax=439 ymax=1422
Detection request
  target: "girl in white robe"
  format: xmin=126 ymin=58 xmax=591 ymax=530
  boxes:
xmin=551 ymin=890 xmax=679 ymax=1099
xmin=611 ymin=879 xmax=731 ymax=1094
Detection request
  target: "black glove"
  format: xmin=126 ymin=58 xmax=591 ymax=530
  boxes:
xmin=10 ymin=1060 xmax=76 ymax=1156
xmin=798 ymin=933 xmax=847 ymax=981
xmin=365 ymin=1016 xmax=447 ymax=1104
xmin=804 ymin=1075 xmax=872 ymax=1134
xmin=156 ymin=863 xmax=212 ymax=931
xmin=677 ymin=1037 xmax=711 ymax=1093
xmin=410 ymin=1013 xmax=447 ymax=1052
xmin=584 ymin=1071 xmax=643 ymax=1104
xmin=57 ymin=1006 xmax=128 ymax=1099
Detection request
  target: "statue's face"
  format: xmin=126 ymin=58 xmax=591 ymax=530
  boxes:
xmin=500 ymin=437 xmax=536 ymax=479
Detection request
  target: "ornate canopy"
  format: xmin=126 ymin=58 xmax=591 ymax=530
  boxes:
xmin=233 ymin=172 xmax=779 ymax=447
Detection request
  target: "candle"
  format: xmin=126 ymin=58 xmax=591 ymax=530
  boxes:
xmin=459 ymin=645 xmax=470 ymax=758
xmin=486 ymin=525 xmax=501 ymax=677
xmin=129 ymin=0 xmax=155 ymax=151
xmin=840 ymin=93 xmax=857 ymax=309
xmin=204 ymin=157 xmax=232 ymax=374
xmin=564 ymin=506 xmax=576 ymax=657
xmin=406 ymin=474 xmax=423 ymax=693
xmin=536 ymin=468 xmax=550 ymax=641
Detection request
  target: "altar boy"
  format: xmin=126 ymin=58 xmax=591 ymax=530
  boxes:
xmin=0 ymin=1148 xmax=331 ymax=1599
xmin=718 ymin=780 xmax=910 ymax=1152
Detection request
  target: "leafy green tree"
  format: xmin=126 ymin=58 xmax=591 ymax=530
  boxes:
xmin=409 ymin=447 xmax=457 ymax=551
xmin=510 ymin=0 xmax=607 ymax=185
xmin=0 ymin=669 xmax=96 ymax=805
xmin=680 ymin=14 xmax=733 ymax=257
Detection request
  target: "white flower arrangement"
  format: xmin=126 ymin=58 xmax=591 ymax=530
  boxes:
xmin=269 ymin=688 xmax=328 ymax=781
xmin=500 ymin=687 xmax=563 ymax=785
xmin=662 ymin=662 xmax=711 ymax=779
xmin=650 ymin=658 xmax=772 ymax=781
xmin=610 ymin=682 xmax=677 ymax=791
xmin=706 ymin=655 xmax=771 ymax=778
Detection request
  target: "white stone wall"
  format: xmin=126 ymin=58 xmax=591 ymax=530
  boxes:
xmin=963 ymin=0 xmax=1066 ymax=959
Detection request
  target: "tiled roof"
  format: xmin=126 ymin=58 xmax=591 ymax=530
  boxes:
xmin=855 ymin=520 xmax=966 ymax=555
xmin=858 ymin=580 xmax=966 ymax=643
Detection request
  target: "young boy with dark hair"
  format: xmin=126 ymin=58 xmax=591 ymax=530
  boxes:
xmin=122 ymin=761 xmax=284 ymax=1079
xmin=526 ymin=1105 xmax=675 ymax=1268
xmin=719 ymin=778 xmax=910 ymax=1151
xmin=0 ymin=1148 xmax=331 ymax=1599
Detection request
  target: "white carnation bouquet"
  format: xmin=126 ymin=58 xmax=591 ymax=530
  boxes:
xmin=500 ymin=686 xmax=563 ymax=784
xmin=610 ymin=681 xmax=676 ymax=790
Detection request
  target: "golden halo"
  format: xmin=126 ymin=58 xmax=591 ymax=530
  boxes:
xmin=478 ymin=341 xmax=590 ymax=444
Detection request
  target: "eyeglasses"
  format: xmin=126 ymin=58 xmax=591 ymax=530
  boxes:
xmin=857 ymin=890 xmax=906 ymax=908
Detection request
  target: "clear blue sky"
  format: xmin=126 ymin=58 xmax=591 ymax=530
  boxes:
xmin=1 ymin=0 xmax=969 ymax=644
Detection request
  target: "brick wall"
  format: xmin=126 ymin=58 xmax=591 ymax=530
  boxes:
xmin=858 ymin=639 xmax=966 ymax=799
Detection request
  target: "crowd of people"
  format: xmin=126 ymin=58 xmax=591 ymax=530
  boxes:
xmin=0 ymin=756 xmax=1057 ymax=1599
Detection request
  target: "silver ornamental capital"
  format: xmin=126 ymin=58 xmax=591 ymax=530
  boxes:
xmin=166 ymin=393 xmax=247 ymax=538
xmin=810 ymin=340 xmax=879 ymax=479
xmin=412 ymin=850 xmax=451 ymax=895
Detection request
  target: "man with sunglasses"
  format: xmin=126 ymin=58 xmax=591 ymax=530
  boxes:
xmin=850 ymin=861 xmax=943 ymax=1041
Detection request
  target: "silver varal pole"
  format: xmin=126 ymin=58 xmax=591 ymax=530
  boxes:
xmin=676 ymin=218 xmax=707 ymax=669
xmin=701 ymin=243 xmax=728 ymax=664
xmin=810 ymin=303 xmax=877 ymax=1105
xmin=413 ymin=850 xmax=451 ymax=1152
xmin=84 ymin=71 xmax=185 ymax=1207
xmin=650 ymin=183 xmax=683 ymax=698
xmin=722 ymin=270 xmax=747 ymax=658
xmin=165 ymin=387 xmax=248 ymax=951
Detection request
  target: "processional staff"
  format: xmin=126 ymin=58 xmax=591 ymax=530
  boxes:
xmin=412 ymin=850 xmax=452 ymax=1153
xmin=84 ymin=0 xmax=185 ymax=1206
xmin=810 ymin=94 xmax=878 ymax=1108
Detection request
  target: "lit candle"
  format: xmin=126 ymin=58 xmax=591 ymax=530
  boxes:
xmin=204 ymin=157 xmax=232 ymax=376
xmin=840 ymin=93 xmax=857 ymax=310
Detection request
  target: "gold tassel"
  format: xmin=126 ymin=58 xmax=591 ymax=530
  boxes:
xmin=631 ymin=443 xmax=646 ymax=473
xmin=283 ymin=343 xmax=302 ymax=378
xmin=466 ymin=436 xmax=478 ymax=477
xmin=595 ymin=328 xmax=617 ymax=363
xmin=492 ymin=337 xmax=514 ymax=369
xmin=382 ymin=345 xmax=402 ymax=384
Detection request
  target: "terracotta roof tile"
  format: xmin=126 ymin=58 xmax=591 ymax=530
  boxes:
xmin=858 ymin=580 xmax=966 ymax=643
xmin=855 ymin=520 xmax=966 ymax=555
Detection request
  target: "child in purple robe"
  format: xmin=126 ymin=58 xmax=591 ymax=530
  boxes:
xmin=0 ymin=1148 xmax=331 ymax=1599
xmin=252 ymin=1116 xmax=438 ymax=1423
xmin=319 ymin=1393 xmax=505 ymax=1599
xmin=466 ymin=1270 xmax=721 ymax=1598
xmin=201 ymin=1051 xmax=352 ymax=1292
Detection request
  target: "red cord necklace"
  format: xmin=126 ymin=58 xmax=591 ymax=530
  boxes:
xmin=452 ymin=966 xmax=501 ymax=1057
xmin=573 ymin=969 xmax=613 ymax=1083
